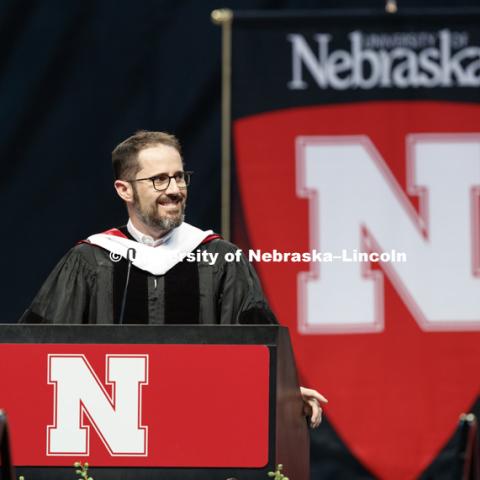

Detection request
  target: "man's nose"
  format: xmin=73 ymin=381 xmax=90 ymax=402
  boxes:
xmin=165 ymin=177 xmax=181 ymax=194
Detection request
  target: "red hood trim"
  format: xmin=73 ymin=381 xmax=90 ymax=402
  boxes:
xmin=201 ymin=233 xmax=222 ymax=244
xmin=101 ymin=228 xmax=218 ymax=242
xmin=101 ymin=228 xmax=128 ymax=238
xmin=76 ymin=228 xmax=127 ymax=246
xmin=77 ymin=229 xmax=220 ymax=246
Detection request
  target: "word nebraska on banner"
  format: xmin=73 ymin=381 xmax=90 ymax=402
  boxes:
xmin=288 ymin=30 xmax=480 ymax=90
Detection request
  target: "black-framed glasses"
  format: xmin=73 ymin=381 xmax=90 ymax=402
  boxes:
xmin=127 ymin=171 xmax=193 ymax=192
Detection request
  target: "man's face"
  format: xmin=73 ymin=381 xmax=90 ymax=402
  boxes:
xmin=131 ymin=144 xmax=187 ymax=233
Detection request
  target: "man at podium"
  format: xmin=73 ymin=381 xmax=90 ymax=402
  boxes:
xmin=19 ymin=130 xmax=326 ymax=426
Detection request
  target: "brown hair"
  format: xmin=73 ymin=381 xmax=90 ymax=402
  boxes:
xmin=112 ymin=130 xmax=182 ymax=180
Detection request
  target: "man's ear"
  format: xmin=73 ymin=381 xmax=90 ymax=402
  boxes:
xmin=114 ymin=180 xmax=134 ymax=203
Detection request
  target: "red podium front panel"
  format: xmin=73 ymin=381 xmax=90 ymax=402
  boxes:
xmin=0 ymin=343 xmax=270 ymax=468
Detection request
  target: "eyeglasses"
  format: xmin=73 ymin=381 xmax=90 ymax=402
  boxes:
xmin=127 ymin=171 xmax=193 ymax=192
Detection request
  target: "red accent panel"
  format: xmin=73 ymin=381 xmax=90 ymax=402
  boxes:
xmin=101 ymin=228 xmax=128 ymax=238
xmin=201 ymin=233 xmax=222 ymax=244
xmin=1 ymin=344 xmax=269 ymax=468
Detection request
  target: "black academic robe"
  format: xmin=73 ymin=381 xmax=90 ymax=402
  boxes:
xmin=19 ymin=231 xmax=276 ymax=325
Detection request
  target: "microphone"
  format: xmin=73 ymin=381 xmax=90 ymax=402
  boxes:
xmin=118 ymin=248 xmax=136 ymax=325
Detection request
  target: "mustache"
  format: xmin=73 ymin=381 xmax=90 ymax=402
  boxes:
xmin=157 ymin=193 xmax=184 ymax=202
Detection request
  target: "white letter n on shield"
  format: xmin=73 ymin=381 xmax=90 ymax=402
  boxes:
xmin=47 ymin=354 xmax=148 ymax=456
xmin=296 ymin=135 xmax=480 ymax=334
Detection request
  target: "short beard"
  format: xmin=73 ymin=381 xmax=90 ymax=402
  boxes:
xmin=132 ymin=187 xmax=185 ymax=234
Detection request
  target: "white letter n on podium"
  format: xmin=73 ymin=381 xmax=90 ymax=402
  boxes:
xmin=47 ymin=354 xmax=148 ymax=456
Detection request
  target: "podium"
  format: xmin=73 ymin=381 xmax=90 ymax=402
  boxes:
xmin=0 ymin=325 xmax=309 ymax=480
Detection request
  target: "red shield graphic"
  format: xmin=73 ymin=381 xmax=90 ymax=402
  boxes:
xmin=234 ymin=101 xmax=480 ymax=479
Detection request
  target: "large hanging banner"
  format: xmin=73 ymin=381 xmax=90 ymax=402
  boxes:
xmin=230 ymin=10 xmax=480 ymax=479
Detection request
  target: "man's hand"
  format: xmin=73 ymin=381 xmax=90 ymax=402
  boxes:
xmin=300 ymin=386 xmax=328 ymax=428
